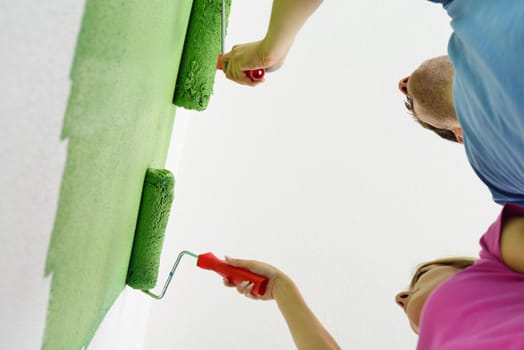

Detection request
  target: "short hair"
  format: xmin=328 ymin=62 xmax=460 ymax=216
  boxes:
xmin=404 ymin=97 xmax=459 ymax=143
xmin=409 ymin=257 xmax=477 ymax=290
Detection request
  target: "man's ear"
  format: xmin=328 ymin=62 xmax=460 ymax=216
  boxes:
xmin=451 ymin=127 xmax=464 ymax=144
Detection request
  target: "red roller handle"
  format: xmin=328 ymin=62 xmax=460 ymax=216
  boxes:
xmin=197 ymin=252 xmax=269 ymax=296
xmin=216 ymin=54 xmax=266 ymax=82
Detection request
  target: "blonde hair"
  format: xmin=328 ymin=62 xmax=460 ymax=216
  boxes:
xmin=409 ymin=257 xmax=477 ymax=289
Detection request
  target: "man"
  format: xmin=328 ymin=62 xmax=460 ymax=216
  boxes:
xmin=398 ymin=1 xmax=524 ymax=207
xmin=223 ymin=0 xmax=524 ymax=207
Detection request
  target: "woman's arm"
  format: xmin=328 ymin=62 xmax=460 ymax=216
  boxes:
xmin=221 ymin=0 xmax=323 ymax=85
xmin=225 ymin=257 xmax=341 ymax=350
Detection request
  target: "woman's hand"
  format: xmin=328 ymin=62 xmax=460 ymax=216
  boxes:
xmin=223 ymin=256 xmax=341 ymax=350
xmin=223 ymin=256 xmax=290 ymax=300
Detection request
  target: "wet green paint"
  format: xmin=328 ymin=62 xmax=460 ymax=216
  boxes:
xmin=43 ymin=1 xmax=192 ymax=348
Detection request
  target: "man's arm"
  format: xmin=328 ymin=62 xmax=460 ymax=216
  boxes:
xmin=222 ymin=0 xmax=323 ymax=85
xmin=263 ymin=0 xmax=323 ymax=65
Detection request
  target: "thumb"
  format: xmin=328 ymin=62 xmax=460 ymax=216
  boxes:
xmin=225 ymin=256 xmax=244 ymax=267
xmin=225 ymin=256 xmax=262 ymax=274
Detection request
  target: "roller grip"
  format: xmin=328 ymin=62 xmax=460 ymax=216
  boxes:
xmin=216 ymin=54 xmax=266 ymax=81
xmin=197 ymin=252 xmax=268 ymax=296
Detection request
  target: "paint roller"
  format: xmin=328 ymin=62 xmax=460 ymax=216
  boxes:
xmin=215 ymin=0 xmax=265 ymax=82
xmin=126 ymin=168 xmax=268 ymax=298
xmin=173 ymin=0 xmax=265 ymax=112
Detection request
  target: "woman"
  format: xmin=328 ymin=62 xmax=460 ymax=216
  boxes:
xmin=224 ymin=204 xmax=524 ymax=349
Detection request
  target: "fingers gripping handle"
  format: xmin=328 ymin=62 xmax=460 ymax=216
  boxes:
xmin=246 ymin=68 xmax=265 ymax=81
xmin=216 ymin=54 xmax=266 ymax=82
xmin=197 ymin=252 xmax=268 ymax=296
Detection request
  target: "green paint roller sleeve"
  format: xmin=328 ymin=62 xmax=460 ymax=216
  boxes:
xmin=173 ymin=0 xmax=232 ymax=111
xmin=126 ymin=168 xmax=175 ymax=290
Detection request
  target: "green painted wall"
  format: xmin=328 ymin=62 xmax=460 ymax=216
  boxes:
xmin=43 ymin=0 xmax=193 ymax=348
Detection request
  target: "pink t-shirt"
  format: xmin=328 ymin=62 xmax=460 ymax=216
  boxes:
xmin=417 ymin=204 xmax=524 ymax=350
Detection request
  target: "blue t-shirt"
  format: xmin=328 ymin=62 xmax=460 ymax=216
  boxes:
xmin=430 ymin=0 xmax=524 ymax=206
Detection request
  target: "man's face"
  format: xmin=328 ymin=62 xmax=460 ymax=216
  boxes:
xmin=398 ymin=56 xmax=463 ymax=143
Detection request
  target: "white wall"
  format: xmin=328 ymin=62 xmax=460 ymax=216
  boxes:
xmin=1 ymin=1 xmax=151 ymax=349
xmin=144 ymin=1 xmax=500 ymax=349
xmin=0 ymin=2 xmax=81 ymax=349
